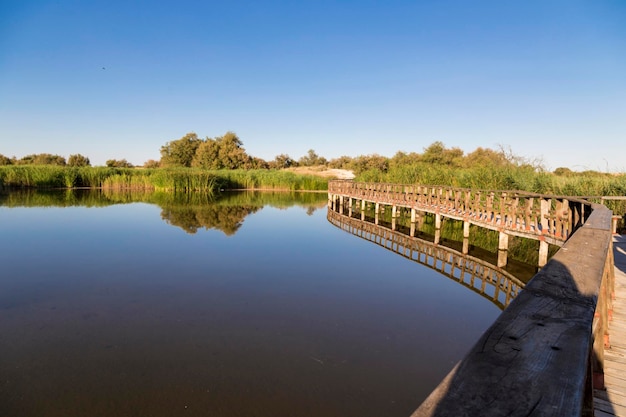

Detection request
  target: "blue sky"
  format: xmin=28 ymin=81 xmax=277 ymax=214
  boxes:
xmin=1 ymin=0 xmax=625 ymax=171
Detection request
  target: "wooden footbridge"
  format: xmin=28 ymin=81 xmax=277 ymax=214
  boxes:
xmin=328 ymin=180 xmax=620 ymax=417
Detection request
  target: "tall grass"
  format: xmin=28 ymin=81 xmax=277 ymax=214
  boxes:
xmin=356 ymin=162 xmax=626 ymax=196
xmin=213 ymin=169 xmax=328 ymax=191
xmin=0 ymin=166 xmax=329 ymax=192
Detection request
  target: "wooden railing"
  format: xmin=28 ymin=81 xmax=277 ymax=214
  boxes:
xmin=329 ymin=180 xmax=593 ymax=245
xmin=327 ymin=181 xmax=615 ymax=416
xmin=410 ymin=205 xmax=614 ymax=416
xmin=327 ymin=208 xmax=525 ymax=310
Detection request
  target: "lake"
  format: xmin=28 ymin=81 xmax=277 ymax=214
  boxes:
xmin=0 ymin=190 xmax=501 ymax=417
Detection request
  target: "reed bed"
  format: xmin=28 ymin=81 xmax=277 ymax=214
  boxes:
xmin=0 ymin=166 xmax=329 ymax=192
xmin=356 ymin=163 xmax=626 ymax=196
xmin=214 ymin=169 xmax=328 ymax=191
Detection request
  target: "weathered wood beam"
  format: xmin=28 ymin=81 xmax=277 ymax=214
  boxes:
xmin=411 ymin=205 xmax=613 ymax=417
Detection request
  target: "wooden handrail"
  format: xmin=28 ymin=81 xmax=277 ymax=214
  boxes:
xmin=410 ymin=204 xmax=614 ymax=416
xmin=329 ymin=180 xmax=593 ymax=245
xmin=328 ymin=181 xmax=615 ymax=416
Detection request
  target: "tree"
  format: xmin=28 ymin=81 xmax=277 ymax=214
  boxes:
xmin=192 ymin=131 xmax=251 ymax=169
xmin=106 ymin=159 xmax=133 ymax=168
xmin=422 ymin=141 xmax=463 ymax=167
xmin=216 ymin=131 xmax=251 ymax=169
xmin=160 ymin=132 xmax=202 ymax=167
xmin=18 ymin=153 xmax=66 ymax=166
xmin=143 ymin=159 xmax=161 ymax=168
xmin=0 ymin=153 xmax=12 ymax=165
xmin=192 ymin=139 xmax=220 ymax=169
xmin=271 ymin=154 xmax=295 ymax=169
xmin=464 ymin=147 xmax=510 ymax=169
xmin=244 ymin=156 xmax=269 ymax=170
xmin=67 ymin=154 xmax=91 ymax=167
xmin=553 ymin=167 xmax=574 ymax=176
xmin=497 ymin=144 xmax=545 ymax=171
xmin=390 ymin=151 xmax=421 ymax=168
xmin=350 ymin=154 xmax=389 ymax=174
xmin=298 ymin=149 xmax=327 ymax=167
xmin=328 ymin=155 xmax=353 ymax=169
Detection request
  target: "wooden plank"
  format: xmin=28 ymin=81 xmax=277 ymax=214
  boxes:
xmin=601 ymin=388 xmax=626 ymax=403
xmin=605 ymin=373 xmax=626 ymax=388
xmin=594 ymin=396 xmax=626 ymax=415
xmin=412 ymin=221 xmax=612 ymax=417
xmin=603 ymin=358 xmax=626 ymax=372
xmin=610 ymin=346 xmax=626 ymax=354
xmin=604 ymin=390 xmax=626 ymax=408
xmin=595 ymin=235 xmax=626 ymax=417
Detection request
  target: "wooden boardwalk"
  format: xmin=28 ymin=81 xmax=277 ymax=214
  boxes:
xmin=596 ymin=234 xmax=626 ymax=417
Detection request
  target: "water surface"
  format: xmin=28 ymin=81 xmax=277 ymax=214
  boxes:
xmin=0 ymin=190 xmax=501 ymax=417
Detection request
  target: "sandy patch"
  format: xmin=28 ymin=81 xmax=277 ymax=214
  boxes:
xmin=285 ymin=167 xmax=355 ymax=180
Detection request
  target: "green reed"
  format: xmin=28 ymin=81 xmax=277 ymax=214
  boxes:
xmin=214 ymin=169 xmax=328 ymax=191
xmin=356 ymin=163 xmax=626 ymax=196
xmin=0 ymin=166 xmax=328 ymax=193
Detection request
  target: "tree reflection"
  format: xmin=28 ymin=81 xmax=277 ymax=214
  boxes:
xmin=161 ymin=204 xmax=260 ymax=235
xmin=0 ymin=189 xmax=328 ymax=236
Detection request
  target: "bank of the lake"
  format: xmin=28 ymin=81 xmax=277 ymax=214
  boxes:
xmin=0 ymin=166 xmax=329 ymax=192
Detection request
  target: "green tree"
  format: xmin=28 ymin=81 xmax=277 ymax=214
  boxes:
xmin=245 ymin=156 xmax=269 ymax=169
xmin=192 ymin=132 xmax=251 ymax=169
xmin=18 ymin=153 xmax=67 ymax=166
xmin=553 ymin=167 xmax=574 ymax=176
xmin=422 ymin=141 xmax=464 ymax=166
xmin=390 ymin=151 xmax=421 ymax=168
xmin=106 ymin=159 xmax=133 ymax=168
xmin=0 ymin=153 xmax=12 ymax=165
xmin=67 ymin=154 xmax=91 ymax=167
xmin=192 ymin=139 xmax=220 ymax=169
xmin=350 ymin=154 xmax=389 ymax=174
xmin=271 ymin=154 xmax=295 ymax=169
xmin=328 ymin=155 xmax=353 ymax=169
xmin=216 ymin=131 xmax=251 ymax=169
xmin=143 ymin=159 xmax=161 ymax=168
xmin=160 ymin=132 xmax=202 ymax=167
xmin=298 ymin=149 xmax=327 ymax=167
xmin=463 ymin=147 xmax=510 ymax=169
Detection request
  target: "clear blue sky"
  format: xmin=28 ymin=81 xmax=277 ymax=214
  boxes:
xmin=1 ymin=0 xmax=625 ymax=171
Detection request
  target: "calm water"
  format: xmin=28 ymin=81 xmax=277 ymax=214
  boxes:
xmin=0 ymin=190 xmax=501 ymax=417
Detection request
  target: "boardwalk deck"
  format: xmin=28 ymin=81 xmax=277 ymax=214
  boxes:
xmin=595 ymin=234 xmax=626 ymax=417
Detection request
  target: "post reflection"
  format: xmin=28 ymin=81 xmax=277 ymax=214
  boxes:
xmin=327 ymin=207 xmax=526 ymax=310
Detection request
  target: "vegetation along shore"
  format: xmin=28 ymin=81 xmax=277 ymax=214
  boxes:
xmin=1 ymin=132 xmax=625 ymax=203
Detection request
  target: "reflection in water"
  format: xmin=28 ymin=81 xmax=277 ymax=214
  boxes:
xmin=0 ymin=189 xmax=500 ymax=417
xmin=160 ymin=204 xmax=261 ymax=235
xmin=0 ymin=189 xmax=328 ymax=235
xmin=328 ymin=208 xmax=526 ymax=310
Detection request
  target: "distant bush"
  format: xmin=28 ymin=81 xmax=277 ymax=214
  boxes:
xmin=106 ymin=159 xmax=133 ymax=168
xmin=0 ymin=153 xmax=12 ymax=166
xmin=68 ymin=154 xmax=91 ymax=167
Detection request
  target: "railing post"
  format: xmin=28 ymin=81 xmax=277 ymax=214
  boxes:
xmin=463 ymin=220 xmax=470 ymax=255
xmin=375 ymin=202 xmax=380 ymax=225
xmin=361 ymin=199 xmax=366 ymax=221
xmin=539 ymin=239 xmax=549 ymax=268
xmin=540 ymin=198 xmax=550 ymax=235
xmin=498 ymin=231 xmax=509 ymax=268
